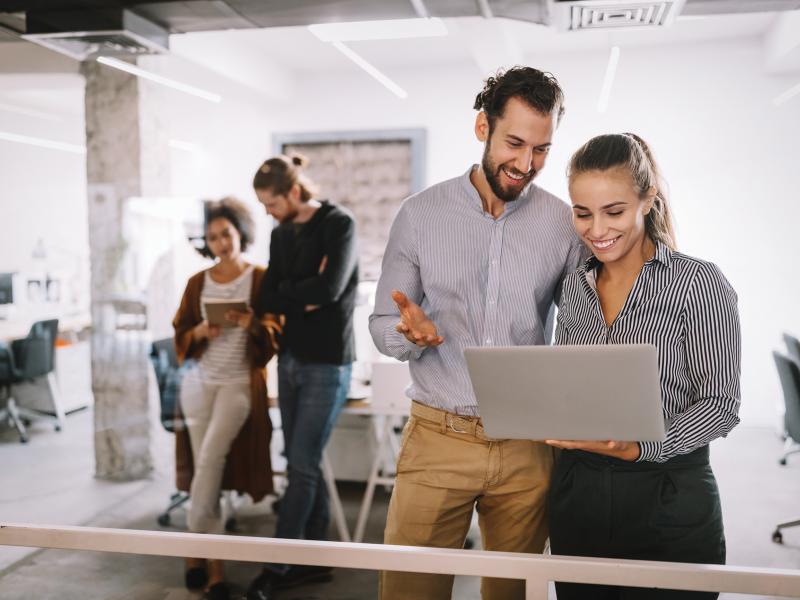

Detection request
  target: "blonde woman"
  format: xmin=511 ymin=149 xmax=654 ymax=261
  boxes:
xmin=548 ymin=134 xmax=741 ymax=599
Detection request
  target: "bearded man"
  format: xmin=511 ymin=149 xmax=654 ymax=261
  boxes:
xmin=369 ymin=66 xmax=585 ymax=600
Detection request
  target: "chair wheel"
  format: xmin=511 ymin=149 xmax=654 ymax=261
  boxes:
xmin=54 ymin=425 xmax=62 ymax=432
xmin=773 ymin=530 xmax=783 ymax=544
xmin=464 ymin=537 xmax=475 ymax=550
xmin=780 ymin=458 xmax=788 ymax=466
xmin=225 ymin=517 xmax=238 ymax=533
xmin=20 ymin=436 xmax=29 ymax=444
xmin=157 ymin=513 xmax=171 ymax=526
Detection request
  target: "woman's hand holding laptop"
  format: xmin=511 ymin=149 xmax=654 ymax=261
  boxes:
xmin=545 ymin=439 xmax=640 ymax=461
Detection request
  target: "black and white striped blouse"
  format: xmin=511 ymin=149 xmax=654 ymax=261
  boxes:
xmin=555 ymin=241 xmax=741 ymax=463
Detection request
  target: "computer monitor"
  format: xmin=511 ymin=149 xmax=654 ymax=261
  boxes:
xmin=0 ymin=272 xmax=14 ymax=305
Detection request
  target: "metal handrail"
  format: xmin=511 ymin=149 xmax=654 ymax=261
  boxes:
xmin=1 ymin=523 xmax=799 ymax=599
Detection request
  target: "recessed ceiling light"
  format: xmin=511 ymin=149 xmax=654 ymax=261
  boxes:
xmin=0 ymin=130 xmax=85 ymax=154
xmin=97 ymin=56 xmax=222 ymax=103
xmin=330 ymin=41 xmax=408 ymax=99
xmin=773 ymin=82 xmax=800 ymax=108
xmin=169 ymin=139 xmax=202 ymax=153
xmin=0 ymin=102 xmax=62 ymax=122
xmin=598 ymin=46 xmax=621 ymax=114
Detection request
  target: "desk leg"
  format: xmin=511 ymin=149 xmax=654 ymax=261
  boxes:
xmin=353 ymin=416 xmax=394 ymax=543
xmin=47 ymin=373 xmax=66 ymax=431
xmin=321 ymin=450 xmax=351 ymax=542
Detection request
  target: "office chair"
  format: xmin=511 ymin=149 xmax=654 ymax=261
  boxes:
xmin=783 ymin=333 xmax=800 ymax=363
xmin=150 ymin=339 xmax=239 ymax=531
xmin=150 ymin=338 xmax=190 ymax=525
xmin=771 ymin=351 xmax=800 ymax=543
xmin=0 ymin=341 xmax=29 ymax=442
xmin=17 ymin=319 xmax=66 ymax=431
xmin=775 ymin=350 xmax=800 ymax=466
xmin=0 ymin=320 xmax=64 ymax=443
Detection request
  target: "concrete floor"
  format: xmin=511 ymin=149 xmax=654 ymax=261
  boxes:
xmin=1 ymin=409 xmax=799 ymax=599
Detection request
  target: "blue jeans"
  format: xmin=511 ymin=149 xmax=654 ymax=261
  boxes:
xmin=268 ymin=351 xmax=351 ymax=574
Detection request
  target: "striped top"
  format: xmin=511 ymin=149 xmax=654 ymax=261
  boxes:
xmin=197 ymin=266 xmax=254 ymax=384
xmin=370 ymin=166 xmax=585 ymax=416
xmin=555 ymin=242 xmax=741 ymax=463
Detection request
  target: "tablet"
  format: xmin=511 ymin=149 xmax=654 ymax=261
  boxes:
xmin=464 ymin=344 xmax=665 ymax=442
xmin=204 ymin=300 xmax=248 ymax=328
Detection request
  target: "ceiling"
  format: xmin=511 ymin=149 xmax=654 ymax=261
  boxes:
xmin=195 ymin=12 xmax=775 ymax=73
xmin=0 ymin=0 xmax=797 ymax=118
xmin=0 ymin=0 xmax=798 ymax=35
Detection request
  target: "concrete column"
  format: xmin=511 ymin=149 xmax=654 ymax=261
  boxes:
xmin=81 ymin=59 xmax=170 ymax=480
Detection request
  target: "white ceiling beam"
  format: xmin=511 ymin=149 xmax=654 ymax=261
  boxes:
xmin=763 ymin=11 xmax=800 ymax=74
xmin=409 ymin=0 xmax=430 ymax=19
xmin=476 ymin=0 xmax=495 ymax=19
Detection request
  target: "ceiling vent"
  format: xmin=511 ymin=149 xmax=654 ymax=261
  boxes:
xmin=550 ymin=0 xmax=687 ymax=31
xmin=21 ymin=9 xmax=168 ymax=61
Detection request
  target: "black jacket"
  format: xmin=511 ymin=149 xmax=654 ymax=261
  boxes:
xmin=256 ymin=201 xmax=358 ymax=365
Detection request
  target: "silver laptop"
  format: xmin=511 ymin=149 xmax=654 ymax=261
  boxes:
xmin=464 ymin=344 xmax=665 ymax=442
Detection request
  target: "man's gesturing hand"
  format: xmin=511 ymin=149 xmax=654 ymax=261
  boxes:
xmin=392 ymin=290 xmax=444 ymax=348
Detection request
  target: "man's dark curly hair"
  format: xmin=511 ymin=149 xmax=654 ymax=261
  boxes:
xmin=199 ymin=196 xmax=255 ymax=259
xmin=473 ymin=66 xmax=565 ymax=131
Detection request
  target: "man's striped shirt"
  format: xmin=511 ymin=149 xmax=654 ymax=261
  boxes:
xmin=370 ymin=166 xmax=585 ymax=416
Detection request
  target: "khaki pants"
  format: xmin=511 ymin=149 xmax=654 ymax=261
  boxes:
xmin=380 ymin=401 xmax=554 ymax=600
xmin=181 ymin=371 xmax=251 ymax=535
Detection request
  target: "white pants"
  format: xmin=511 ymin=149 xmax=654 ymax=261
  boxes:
xmin=180 ymin=370 xmax=250 ymax=534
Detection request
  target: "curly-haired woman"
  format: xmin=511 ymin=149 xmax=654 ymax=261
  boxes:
xmin=173 ymin=197 xmax=280 ymax=600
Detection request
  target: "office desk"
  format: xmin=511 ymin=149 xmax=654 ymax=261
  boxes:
xmin=269 ymin=361 xmax=411 ymax=542
xmin=0 ymin=311 xmax=93 ymax=420
xmin=0 ymin=311 xmax=91 ymax=342
xmin=345 ymin=402 xmax=409 ymax=543
xmin=271 ymin=394 xmax=405 ymax=543
xmin=321 ymin=399 xmax=408 ymax=544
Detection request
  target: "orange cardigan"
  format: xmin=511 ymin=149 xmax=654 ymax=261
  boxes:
xmin=172 ymin=266 xmax=281 ymax=502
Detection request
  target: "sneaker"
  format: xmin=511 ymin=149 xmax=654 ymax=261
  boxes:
xmin=185 ymin=566 xmax=208 ymax=590
xmin=246 ymin=569 xmax=279 ymax=600
xmin=276 ymin=565 xmax=334 ymax=589
xmin=205 ymin=581 xmax=231 ymax=600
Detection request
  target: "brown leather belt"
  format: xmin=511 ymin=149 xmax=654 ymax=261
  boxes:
xmin=410 ymin=400 xmax=496 ymax=440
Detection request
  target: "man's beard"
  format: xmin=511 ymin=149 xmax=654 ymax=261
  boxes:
xmin=278 ymin=207 xmax=300 ymax=224
xmin=481 ymin=139 xmax=536 ymax=203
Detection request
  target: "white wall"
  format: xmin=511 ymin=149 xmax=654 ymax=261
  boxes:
xmin=551 ymin=39 xmax=800 ymax=427
xmin=0 ymin=53 xmax=276 ymax=319
xmin=140 ymin=52 xmax=281 ymax=265
xmin=261 ymin=37 xmax=800 ymax=426
xmin=0 ymin=74 xmax=89 ymax=312
xmin=161 ymin=92 xmax=276 ymax=265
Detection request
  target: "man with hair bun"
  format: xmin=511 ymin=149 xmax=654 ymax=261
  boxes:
xmin=369 ymin=66 xmax=586 ymax=600
xmin=247 ymin=154 xmax=359 ymax=600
